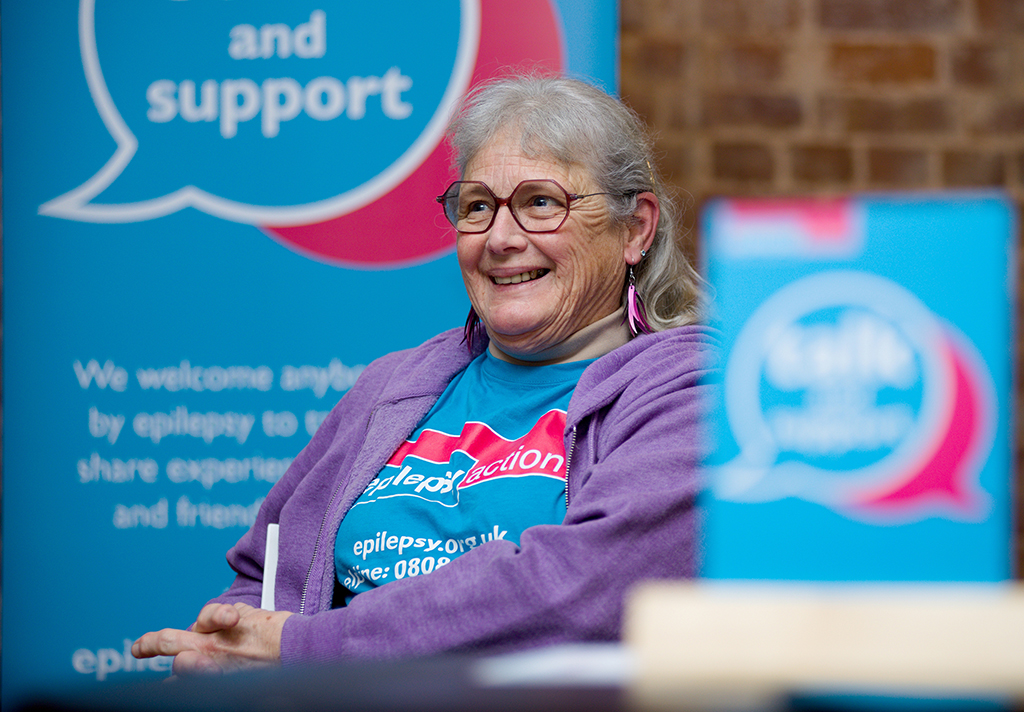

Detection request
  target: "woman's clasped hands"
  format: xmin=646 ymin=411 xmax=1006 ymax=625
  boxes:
xmin=131 ymin=602 xmax=292 ymax=675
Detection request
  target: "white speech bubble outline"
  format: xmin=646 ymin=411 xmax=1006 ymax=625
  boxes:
xmin=713 ymin=270 xmax=955 ymax=506
xmin=39 ymin=0 xmax=480 ymax=225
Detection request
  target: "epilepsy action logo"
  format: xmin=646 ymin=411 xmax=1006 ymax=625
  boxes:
xmin=713 ymin=271 xmax=995 ymax=522
xmin=39 ymin=0 xmax=565 ymax=266
xmin=357 ymin=410 xmax=568 ymax=508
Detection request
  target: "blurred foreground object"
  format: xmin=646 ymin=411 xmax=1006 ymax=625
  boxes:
xmin=701 ymin=194 xmax=1016 ymax=581
xmin=625 ymin=582 xmax=1024 ymax=710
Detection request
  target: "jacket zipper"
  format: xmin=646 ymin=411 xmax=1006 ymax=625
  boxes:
xmin=298 ymin=479 xmax=345 ymax=616
xmin=564 ymin=425 xmax=576 ymax=510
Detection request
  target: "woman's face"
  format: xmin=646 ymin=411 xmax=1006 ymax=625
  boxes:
xmin=457 ymin=133 xmax=631 ymax=357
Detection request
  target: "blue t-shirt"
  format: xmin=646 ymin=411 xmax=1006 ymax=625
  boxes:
xmin=334 ymin=351 xmax=590 ymax=601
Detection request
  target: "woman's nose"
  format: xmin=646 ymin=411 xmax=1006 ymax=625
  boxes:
xmin=485 ymin=204 xmax=528 ymax=253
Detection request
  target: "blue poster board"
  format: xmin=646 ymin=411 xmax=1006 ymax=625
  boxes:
xmin=701 ymin=195 xmax=1015 ymax=582
xmin=1 ymin=0 xmax=618 ymax=704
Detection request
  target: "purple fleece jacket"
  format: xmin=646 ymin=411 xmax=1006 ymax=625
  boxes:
xmin=209 ymin=325 xmax=717 ymax=664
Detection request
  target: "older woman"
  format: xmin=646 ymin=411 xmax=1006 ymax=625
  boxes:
xmin=133 ymin=75 xmax=714 ymax=673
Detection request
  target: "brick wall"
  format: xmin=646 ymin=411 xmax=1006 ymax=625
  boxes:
xmin=620 ymin=0 xmax=1024 ymax=573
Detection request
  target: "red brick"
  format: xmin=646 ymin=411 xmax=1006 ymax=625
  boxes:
xmin=943 ymin=151 xmax=1007 ymax=186
xmin=620 ymin=91 xmax=657 ymax=125
xmin=619 ymin=35 xmax=641 ymax=79
xmin=791 ymin=145 xmax=854 ymax=182
xmin=818 ymin=0 xmax=959 ymax=30
xmin=985 ymin=101 xmax=1024 ymax=134
xmin=702 ymin=0 xmax=802 ymax=31
xmin=713 ymin=43 xmax=785 ymax=84
xmin=830 ymin=43 xmax=937 ymax=84
xmin=820 ymin=96 xmax=951 ymax=132
xmin=635 ymin=38 xmax=688 ymax=79
xmin=952 ymin=43 xmax=1010 ymax=86
xmin=659 ymin=143 xmax=694 ymax=182
xmin=702 ymin=93 xmax=802 ymax=128
xmin=713 ymin=142 xmax=775 ymax=181
xmin=622 ymin=0 xmax=697 ymax=34
xmin=621 ymin=0 xmax=646 ymax=31
xmin=665 ymin=99 xmax=694 ymax=130
xmin=868 ymin=148 xmax=930 ymax=186
xmin=976 ymin=0 xmax=1024 ymax=32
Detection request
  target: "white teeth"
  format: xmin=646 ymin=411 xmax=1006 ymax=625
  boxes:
xmin=493 ymin=269 xmax=546 ymax=285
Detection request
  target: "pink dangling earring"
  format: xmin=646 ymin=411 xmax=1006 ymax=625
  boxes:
xmin=626 ymin=264 xmax=653 ymax=337
xmin=463 ymin=307 xmax=482 ymax=351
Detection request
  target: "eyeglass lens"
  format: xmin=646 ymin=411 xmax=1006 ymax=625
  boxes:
xmin=441 ymin=180 xmax=571 ymax=233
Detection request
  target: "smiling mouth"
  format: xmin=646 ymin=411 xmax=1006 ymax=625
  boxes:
xmin=491 ymin=269 xmax=549 ymax=285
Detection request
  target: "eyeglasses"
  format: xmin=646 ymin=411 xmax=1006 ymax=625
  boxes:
xmin=435 ymin=179 xmax=618 ymax=234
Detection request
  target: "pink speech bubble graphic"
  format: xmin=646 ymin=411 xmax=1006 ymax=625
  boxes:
xmin=851 ymin=331 xmax=993 ymax=520
xmin=262 ymin=0 xmax=565 ymax=267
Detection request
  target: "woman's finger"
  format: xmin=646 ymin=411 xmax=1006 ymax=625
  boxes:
xmin=193 ymin=603 xmax=241 ymax=633
xmin=131 ymin=628 xmax=193 ymax=659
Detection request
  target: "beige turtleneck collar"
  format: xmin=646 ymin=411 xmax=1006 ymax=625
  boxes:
xmin=487 ymin=308 xmax=631 ymax=366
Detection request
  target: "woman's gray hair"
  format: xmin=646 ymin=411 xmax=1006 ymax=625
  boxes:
xmin=446 ymin=74 xmax=704 ymax=330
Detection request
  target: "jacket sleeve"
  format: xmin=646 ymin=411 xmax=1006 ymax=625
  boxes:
xmin=201 ymin=398 xmax=357 ymax=611
xmin=279 ymin=332 xmax=718 ymax=663
xmin=203 ymin=347 xmax=417 ymax=613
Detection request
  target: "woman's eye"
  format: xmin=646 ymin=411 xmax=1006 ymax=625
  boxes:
xmin=529 ymin=194 xmax=562 ymax=208
xmin=467 ymin=200 xmax=492 ymax=213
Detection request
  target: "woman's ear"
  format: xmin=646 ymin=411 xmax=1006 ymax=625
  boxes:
xmin=624 ymin=192 xmax=659 ymax=265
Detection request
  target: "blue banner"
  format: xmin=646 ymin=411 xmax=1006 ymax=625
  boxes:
xmin=1 ymin=0 xmax=618 ymax=704
xmin=701 ymin=195 xmax=1015 ymax=582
